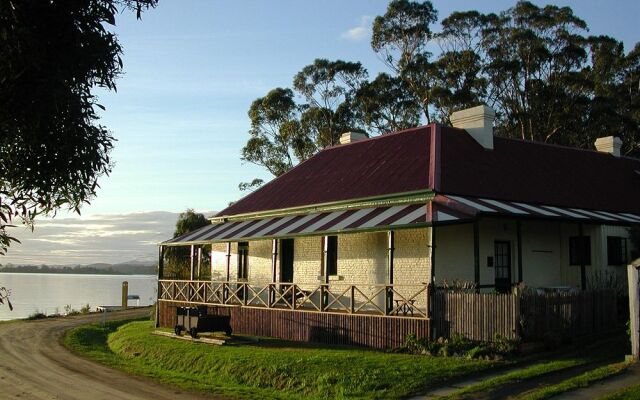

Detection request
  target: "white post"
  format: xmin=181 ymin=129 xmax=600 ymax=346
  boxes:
xmin=628 ymin=259 xmax=640 ymax=360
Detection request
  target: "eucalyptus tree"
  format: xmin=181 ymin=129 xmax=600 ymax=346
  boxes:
xmin=240 ymin=60 xmax=368 ymax=189
xmin=371 ymin=0 xmax=439 ymax=122
xmin=293 ymin=59 xmax=368 ymax=148
xmin=352 ymin=73 xmax=421 ymax=135
xmin=436 ymin=1 xmax=639 ymax=154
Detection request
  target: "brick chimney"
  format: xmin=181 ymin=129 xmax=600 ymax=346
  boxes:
xmin=594 ymin=136 xmax=622 ymax=157
xmin=339 ymin=131 xmax=369 ymax=145
xmin=450 ymin=105 xmax=496 ymax=150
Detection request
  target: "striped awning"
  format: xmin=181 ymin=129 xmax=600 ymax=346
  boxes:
xmin=162 ymin=202 xmax=454 ymax=245
xmin=436 ymin=194 xmax=640 ymax=225
xmin=162 ymin=195 xmax=640 ymax=246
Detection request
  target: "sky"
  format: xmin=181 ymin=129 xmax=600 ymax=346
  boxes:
xmin=2 ymin=0 xmax=639 ymax=266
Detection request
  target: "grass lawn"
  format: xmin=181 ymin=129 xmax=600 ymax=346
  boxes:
xmin=516 ymin=361 xmax=631 ymax=400
xmin=63 ymin=319 xmax=499 ymax=399
xmin=440 ymin=334 xmax=629 ymax=400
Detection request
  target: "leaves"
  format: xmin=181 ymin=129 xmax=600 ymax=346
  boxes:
xmin=0 ymin=0 xmax=157 ymax=256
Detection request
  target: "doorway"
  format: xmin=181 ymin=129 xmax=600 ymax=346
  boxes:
xmin=280 ymin=239 xmax=294 ymax=283
xmin=237 ymin=242 xmax=249 ymax=300
xmin=494 ymin=241 xmax=512 ymax=293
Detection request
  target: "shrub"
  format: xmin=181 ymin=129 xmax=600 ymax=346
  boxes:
xmin=80 ymin=304 xmax=91 ymax=314
xmin=400 ymin=332 xmax=519 ymax=359
xmin=27 ymin=310 xmax=47 ymax=320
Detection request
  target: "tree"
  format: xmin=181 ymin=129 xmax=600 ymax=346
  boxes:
xmin=371 ymin=0 xmax=439 ymax=122
xmin=164 ymin=209 xmax=210 ymax=279
xmin=435 ymin=1 xmax=639 ymax=154
xmin=0 ymin=0 xmax=157 ymax=257
xmin=293 ymin=58 xmax=368 ymax=148
xmin=241 ymin=88 xmax=303 ymax=178
xmin=352 ymin=73 xmax=421 ymax=134
xmin=240 ymin=0 xmax=640 ymax=184
xmin=241 ymin=60 xmax=368 ymax=185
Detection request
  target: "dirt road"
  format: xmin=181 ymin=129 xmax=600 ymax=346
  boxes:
xmin=0 ymin=308 xmax=215 ymax=400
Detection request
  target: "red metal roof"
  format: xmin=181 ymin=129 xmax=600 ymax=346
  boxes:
xmin=438 ymin=126 xmax=640 ymax=214
xmin=219 ymin=126 xmax=432 ymax=216
xmin=217 ymin=124 xmax=640 ymax=217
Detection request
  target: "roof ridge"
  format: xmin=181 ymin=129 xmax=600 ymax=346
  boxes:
xmin=322 ymin=124 xmax=435 ymax=150
xmin=492 ymin=135 xmax=640 ymax=161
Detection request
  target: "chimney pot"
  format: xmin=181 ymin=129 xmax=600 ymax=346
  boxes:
xmin=594 ymin=136 xmax=622 ymax=157
xmin=339 ymin=131 xmax=369 ymax=145
xmin=450 ymin=105 xmax=496 ymax=150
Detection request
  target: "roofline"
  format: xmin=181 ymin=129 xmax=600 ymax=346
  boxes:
xmin=211 ymin=189 xmax=435 ymax=222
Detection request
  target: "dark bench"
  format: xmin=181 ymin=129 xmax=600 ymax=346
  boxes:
xmin=174 ymin=306 xmax=232 ymax=338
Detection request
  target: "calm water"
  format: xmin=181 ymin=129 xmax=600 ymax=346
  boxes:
xmin=0 ymin=273 xmax=157 ymax=320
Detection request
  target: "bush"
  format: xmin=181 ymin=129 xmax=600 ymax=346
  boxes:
xmin=80 ymin=304 xmax=91 ymax=314
xmin=399 ymin=332 xmax=519 ymax=360
xmin=27 ymin=310 xmax=47 ymax=320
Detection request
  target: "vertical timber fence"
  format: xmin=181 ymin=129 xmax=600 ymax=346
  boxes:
xmin=431 ymin=289 xmax=618 ymax=342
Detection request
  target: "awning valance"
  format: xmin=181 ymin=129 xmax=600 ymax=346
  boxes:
xmin=437 ymin=194 xmax=640 ymax=225
xmin=162 ymin=202 xmax=453 ymax=245
xmin=162 ymin=195 xmax=640 ymax=246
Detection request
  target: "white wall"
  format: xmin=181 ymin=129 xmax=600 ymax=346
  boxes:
xmin=434 ymin=218 xmax=631 ymax=291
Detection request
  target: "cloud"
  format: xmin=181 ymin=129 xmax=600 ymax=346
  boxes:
xmin=1 ymin=211 xmax=214 ymax=266
xmin=341 ymin=16 xmax=372 ymax=42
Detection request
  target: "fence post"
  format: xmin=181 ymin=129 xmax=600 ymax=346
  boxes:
xmin=628 ymin=260 xmax=640 ymax=360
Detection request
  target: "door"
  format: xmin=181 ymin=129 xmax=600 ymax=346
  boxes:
xmin=280 ymin=239 xmax=294 ymax=283
xmin=494 ymin=241 xmax=512 ymax=293
xmin=237 ymin=242 xmax=249 ymax=300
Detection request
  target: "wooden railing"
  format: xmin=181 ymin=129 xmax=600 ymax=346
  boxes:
xmin=158 ymin=279 xmax=430 ymax=318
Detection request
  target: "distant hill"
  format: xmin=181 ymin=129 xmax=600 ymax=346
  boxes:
xmin=0 ymin=260 xmax=157 ymax=275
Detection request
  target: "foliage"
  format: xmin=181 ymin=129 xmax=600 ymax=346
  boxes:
xmin=352 ymin=73 xmax=422 ymax=134
xmin=241 ymin=60 xmax=368 ymax=182
xmin=587 ymin=270 xmax=625 ymax=294
xmin=0 ymin=0 xmax=157 ymax=255
xmin=27 ymin=310 xmax=48 ymax=320
xmin=163 ymin=209 xmax=210 ymax=279
xmin=438 ymin=279 xmax=478 ymax=293
xmin=371 ymin=0 xmax=439 ymax=121
xmin=400 ymin=332 xmax=519 ymax=360
xmin=0 ymin=286 xmax=12 ymax=311
xmin=241 ymin=0 xmax=640 ymax=184
xmin=65 ymin=320 xmax=496 ymax=399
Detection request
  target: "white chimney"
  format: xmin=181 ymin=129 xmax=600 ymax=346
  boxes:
xmin=450 ymin=105 xmax=496 ymax=150
xmin=339 ymin=131 xmax=368 ymax=145
xmin=594 ymin=136 xmax=622 ymax=157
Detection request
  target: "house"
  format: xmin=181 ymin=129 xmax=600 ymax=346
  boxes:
xmin=156 ymin=105 xmax=640 ymax=348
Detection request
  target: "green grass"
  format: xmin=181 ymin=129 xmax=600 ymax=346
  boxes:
xmin=599 ymin=383 xmax=640 ymax=400
xmin=441 ymin=358 xmax=587 ymax=399
xmin=517 ymin=362 xmax=631 ymax=400
xmin=441 ymin=335 xmax=629 ymax=400
xmin=64 ymin=320 xmax=498 ymax=399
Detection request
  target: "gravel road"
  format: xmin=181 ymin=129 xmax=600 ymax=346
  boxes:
xmin=0 ymin=308 xmax=215 ymax=400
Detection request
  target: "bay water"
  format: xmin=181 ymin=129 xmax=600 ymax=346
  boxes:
xmin=0 ymin=273 xmax=157 ymax=320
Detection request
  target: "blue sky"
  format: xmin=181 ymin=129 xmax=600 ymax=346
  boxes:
xmin=3 ymin=0 xmax=639 ymax=265
xmin=90 ymin=0 xmax=640 ymax=216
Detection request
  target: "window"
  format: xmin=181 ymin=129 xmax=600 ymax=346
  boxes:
xmin=569 ymin=236 xmax=591 ymax=266
xmin=607 ymin=236 xmax=628 ymax=265
xmin=325 ymin=236 xmax=338 ymax=276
